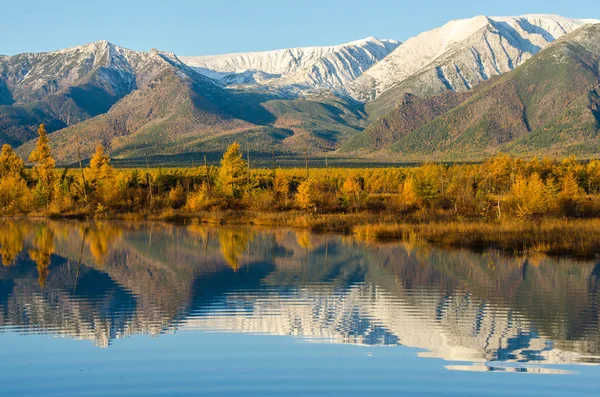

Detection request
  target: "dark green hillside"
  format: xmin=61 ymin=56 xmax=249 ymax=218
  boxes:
xmin=341 ymin=91 xmax=472 ymax=153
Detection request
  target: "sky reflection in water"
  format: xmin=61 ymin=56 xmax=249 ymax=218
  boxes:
xmin=0 ymin=219 xmax=599 ymax=396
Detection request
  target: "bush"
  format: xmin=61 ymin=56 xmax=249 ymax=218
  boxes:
xmin=168 ymin=183 xmax=186 ymax=209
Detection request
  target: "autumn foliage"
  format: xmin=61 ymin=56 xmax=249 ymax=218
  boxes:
xmin=1 ymin=129 xmax=600 ymax=222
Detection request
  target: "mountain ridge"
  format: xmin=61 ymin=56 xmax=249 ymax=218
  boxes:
xmin=354 ymin=14 xmax=599 ymax=118
xmin=2 ymin=14 xmax=600 ymax=163
xmin=343 ymin=23 xmax=600 ymax=160
xmin=179 ymin=37 xmax=400 ymax=96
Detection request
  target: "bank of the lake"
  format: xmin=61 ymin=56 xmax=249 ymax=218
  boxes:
xmin=26 ymin=209 xmax=600 ymax=259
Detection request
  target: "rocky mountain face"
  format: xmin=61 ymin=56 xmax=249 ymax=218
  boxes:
xmin=1 ymin=14 xmax=600 ymax=163
xmin=352 ymin=15 xmax=599 ymax=119
xmin=344 ymin=23 xmax=600 ymax=160
xmin=3 ymin=40 xmax=369 ymax=162
xmin=178 ymin=37 xmax=400 ymax=96
xmin=0 ymin=41 xmax=224 ymax=147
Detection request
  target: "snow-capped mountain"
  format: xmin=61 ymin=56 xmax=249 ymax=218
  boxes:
xmin=0 ymin=40 xmax=223 ymax=148
xmin=178 ymin=37 xmax=400 ymax=95
xmin=3 ymin=13 xmax=600 ymax=161
xmin=0 ymin=40 xmax=209 ymax=105
xmin=349 ymin=14 xmax=599 ymax=102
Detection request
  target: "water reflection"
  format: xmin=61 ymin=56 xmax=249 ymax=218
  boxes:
xmin=0 ymin=219 xmax=599 ymax=373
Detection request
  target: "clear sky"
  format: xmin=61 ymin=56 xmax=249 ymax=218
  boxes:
xmin=1 ymin=0 xmax=598 ymax=56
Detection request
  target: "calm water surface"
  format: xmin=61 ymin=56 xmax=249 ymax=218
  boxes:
xmin=0 ymin=219 xmax=599 ymax=396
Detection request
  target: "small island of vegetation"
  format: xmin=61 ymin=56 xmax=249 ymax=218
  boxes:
xmin=3 ymin=124 xmax=600 ymax=257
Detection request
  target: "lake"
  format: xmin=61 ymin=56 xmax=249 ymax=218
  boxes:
xmin=0 ymin=219 xmax=599 ymax=396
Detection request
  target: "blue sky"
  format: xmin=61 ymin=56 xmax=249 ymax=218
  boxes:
xmin=1 ymin=0 xmax=598 ymax=56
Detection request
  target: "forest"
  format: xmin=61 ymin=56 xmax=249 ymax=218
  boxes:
xmin=3 ymin=124 xmax=600 ymax=257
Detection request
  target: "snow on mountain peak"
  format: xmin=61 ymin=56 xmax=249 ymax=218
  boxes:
xmin=178 ymin=37 xmax=401 ymax=95
xmin=0 ymin=40 xmax=203 ymax=105
xmin=3 ymin=13 xmax=597 ymax=107
xmin=348 ymin=14 xmax=600 ymax=102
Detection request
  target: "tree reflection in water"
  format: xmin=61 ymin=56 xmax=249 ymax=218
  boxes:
xmin=0 ymin=219 xmax=598 ymax=371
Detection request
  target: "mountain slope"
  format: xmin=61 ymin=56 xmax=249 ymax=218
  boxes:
xmin=343 ymin=23 xmax=600 ymax=160
xmin=6 ymin=41 xmax=373 ymax=163
xmin=5 ymin=15 xmax=600 ymax=163
xmin=0 ymin=41 xmax=217 ymax=146
xmin=15 ymin=67 xmax=259 ymax=163
xmin=351 ymin=15 xmax=599 ymax=119
xmin=179 ymin=37 xmax=400 ymax=95
xmin=13 ymin=67 xmax=367 ymax=163
xmin=342 ymin=91 xmax=473 ymax=152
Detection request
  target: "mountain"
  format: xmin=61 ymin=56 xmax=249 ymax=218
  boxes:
xmin=351 ymin=15 xmax=599 ymax=119
xmin=6 ymin=41 xmax=267 ymax=162
xmin=17 ymin=89 xmax=367 ymax=163
xmin=3 ymin=14 xmax=600 ymax=163
xmin=0 ymin=41 xmax=226 ymax=147
xmin=343 ymin=23 xmax=600 ymax=160
xmin=4 ymin=40 xmax=372 ymax=163
xmin=178 ymin=37 xmax=400 ymax=96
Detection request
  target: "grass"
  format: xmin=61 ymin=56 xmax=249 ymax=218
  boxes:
xmin=353 ymin=218 xmax=600 ymax=258
xmin=138 ymin=210 xmax=600 ymax=258
xmin=12 ymin=202 xmax=600 ymax=259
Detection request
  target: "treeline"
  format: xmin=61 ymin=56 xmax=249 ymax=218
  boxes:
xmin=2 ymin=124 xmax=600 ymax=219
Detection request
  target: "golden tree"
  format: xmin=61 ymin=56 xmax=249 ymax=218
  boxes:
xmin=168 ymin=182 xmax=186 ymax=209
xmin=559 ymin=172 xmax=582 ymax=198
xmin=0 ymin=144 xmax=25 ymax=178
xmin=484 ymin=153 xmax=515 ymax=194
xmin=218 ymin=142 xmax=248 ymax=198
xmin=557 ymin=172 xmax=582 ymax=216
xmin=340 ymin=175 xmax=364 ymax=211
xmin=446 ymin=168 xmax=477 ymax=215
xmin=509 ymin=173 xmax=548 ymax=217
xmin=0 ymin=144 xmax=30 ymax=213
xmin=587 ymin=160 xmax=600 ymax=194
xmin=186 ymin=182 xmax=211 ymax=211
xmin=28 ymin=124 xmax=56 ymax=207
xmin=273 ymin=170 xmax=289 ymax=206
xmin=89 ymin=144 xmax=113 ymax=182
xmin=296 ymin=179 xmax=315 ymax=210
xmin=87 ymin=144 xmax=124 ymax=207
xmin=412 ymin=164 xmax=443 ymax=207
xmin=399 ymin=177 xmax=418 ymax=209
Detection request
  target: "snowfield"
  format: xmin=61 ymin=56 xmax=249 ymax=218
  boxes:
xmin=177 ymin=14 xmax=599 ymax=101
xmin=347 ymin=14 xmax=600 ymax=101
xmin=178 ymin=37 xmax=400 ymax=95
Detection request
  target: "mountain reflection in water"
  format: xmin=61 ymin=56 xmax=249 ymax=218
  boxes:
xmin=0 ymin=219 xmax=599 ymax=374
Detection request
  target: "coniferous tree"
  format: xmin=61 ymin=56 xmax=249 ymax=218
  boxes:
xmin=89 ymin=144 xmax=113 ymax=183
xmin=296 ymin=179 xmax=315 ymax=210
xmin=0 ymin=144 xmax=25 ymax=178
xmin=28 ymin=124 xmax=56 ymax=207
xmin=218 ymin=142 xmax=248 ymax=198
xmin=340 ymin=175 xmax=364 ymax=211
xmin=273 ymin=170 xmax=289 ymax=206
xmin=0 ymin=144 xmax=30 ymax=213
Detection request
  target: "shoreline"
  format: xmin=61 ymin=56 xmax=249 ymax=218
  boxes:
xmin=7 ymin=211 xmax=600 ymax=259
